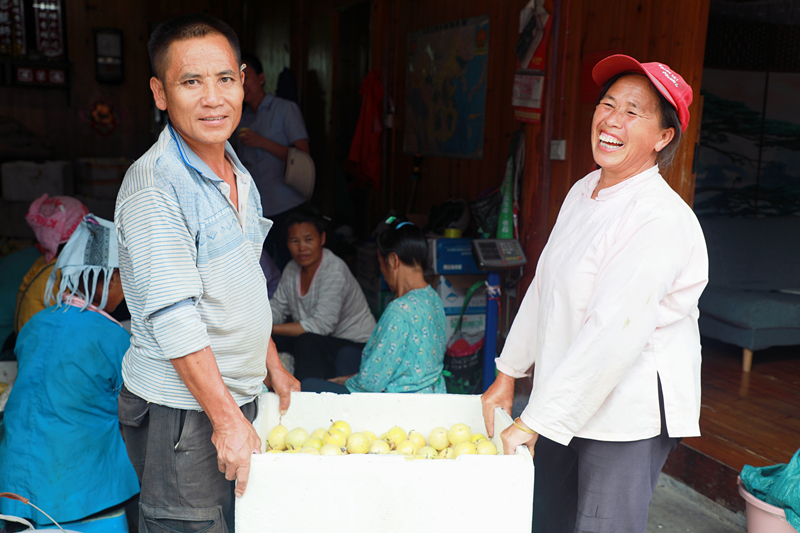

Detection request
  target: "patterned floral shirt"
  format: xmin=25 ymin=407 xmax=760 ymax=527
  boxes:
xmin=346 ymin=285 xmax=447 ymax=393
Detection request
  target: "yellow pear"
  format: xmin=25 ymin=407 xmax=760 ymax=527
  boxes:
xmin=369 ymin=439 xmax=391 ymax=454
xmin=395 ymin=439 xmax=419 ymax=455
xmin=323 ymin=428 xmax=347 ymax=448
xmin=408 ymin=431 xmax=427 ymax=450
xmin=418 ymin=445 xmax=438 ymax=459
xmin=476 ymin=439 xmax=498 ymax=455
xmin=310 ymin=428 xmax=327 ymax=440
xmin=329 ymin=420 xmax=352 ymax=438
xmin=267 ymin=424 xmax=289 ymax=451
xmin=304 ymin=437 xmax=323 ymax=450
xmin=285 ymin=427 xmax=309 ymax=450
xmin=347 ymin=432 xmax=371 ymax=454
xmin=319 ymin=443 xmax=344 ymax=456
xmin=428 ymin=427 xmax=449 ymax=451
xmin=470 ymin=433 xmax=487 ymax=444
xmin=453 ymin=441 xmax=477 ymax=458
xmin=448 ymin=423 xmax=472 ymax=447
xmin=385 ymin=426 xmax=407 ymax=449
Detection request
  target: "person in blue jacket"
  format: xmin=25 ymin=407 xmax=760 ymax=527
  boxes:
xmin=0 ymin=214 xmax=139 ymax=530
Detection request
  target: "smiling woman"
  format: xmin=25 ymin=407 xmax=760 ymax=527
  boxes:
xmin=481 ymin=55 xmax=709 ymax=533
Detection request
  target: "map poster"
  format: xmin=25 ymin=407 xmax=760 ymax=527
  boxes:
xmin=404 ymin=15 xmax=489 ymax=159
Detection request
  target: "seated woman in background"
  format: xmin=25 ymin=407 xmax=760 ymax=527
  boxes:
xmin=14 ymin=194 xmax=89 ymax=335
xmin=0 ymin=214 xmax=139 ymax=531
xmin=270 ymin=205 xmax=376 ymax=380
xmin=302 ymin=217 xmax=447 ymax=394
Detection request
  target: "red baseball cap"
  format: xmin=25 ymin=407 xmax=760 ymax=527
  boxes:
xmin=592 ymin=54 xmax=693 ymax=133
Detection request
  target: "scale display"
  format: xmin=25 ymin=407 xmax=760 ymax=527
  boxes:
xmin=472 ymin=239 xmax=527 ymax=270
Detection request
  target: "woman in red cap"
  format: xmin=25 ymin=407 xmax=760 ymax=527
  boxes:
xmin=482 ymin=55 xmax=708 ymax=533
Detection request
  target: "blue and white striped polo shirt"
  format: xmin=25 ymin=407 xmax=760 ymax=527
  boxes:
xmin=115 ymin=123 xmax=272 ymax=410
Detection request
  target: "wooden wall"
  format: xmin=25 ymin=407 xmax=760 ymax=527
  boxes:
xmin=244 ymin=0 xmax=292 ymax=96
xmin=518 ymin=0 xmax=711 ymax=293
xmin=269 ymin=0 xmax=528 ymax=229
xmin=0 ymin=0 xmax=245 ymax=163
xmin=383 ymin=0 xmax=529 ymax=219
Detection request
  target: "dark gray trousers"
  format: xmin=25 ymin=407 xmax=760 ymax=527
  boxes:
xmin=532 ymin=385 xmax=679 ymax=533
xmin=118 ymin=385 xmax=257 ymax=533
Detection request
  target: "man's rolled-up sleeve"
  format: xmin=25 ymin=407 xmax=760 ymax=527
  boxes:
xmin=117 ymin=187 xmax=210 ymax=360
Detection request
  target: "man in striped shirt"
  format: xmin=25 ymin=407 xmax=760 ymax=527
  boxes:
xmin=114 ymin=14 xmax=300 ymax=533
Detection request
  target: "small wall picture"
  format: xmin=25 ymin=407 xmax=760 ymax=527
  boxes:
xmin=94 ymin=29 xmax=123 ymax=84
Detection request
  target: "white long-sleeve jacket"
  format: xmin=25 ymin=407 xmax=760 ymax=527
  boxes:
xmin=498 ymin=165 xmax=708 ymax=445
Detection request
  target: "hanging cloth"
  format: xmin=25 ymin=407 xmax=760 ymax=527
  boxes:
xmin=347 ymin=69 xmax=384 ymax=191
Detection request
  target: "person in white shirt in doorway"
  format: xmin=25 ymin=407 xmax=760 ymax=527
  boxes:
xmin=481 ymin=54 xmax=708 ymax=533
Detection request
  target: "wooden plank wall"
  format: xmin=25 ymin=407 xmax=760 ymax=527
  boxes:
xmin=0 ymin=1 xmax=245 ymax=162
xmin=243 ymin=1 xmax=292 ymax=97
xmin=519 ymin=0 xmax=711 ymax=292
xmin=384 ymin=0 xmax=529 ymax=219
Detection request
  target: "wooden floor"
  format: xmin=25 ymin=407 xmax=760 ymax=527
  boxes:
xmin=663 ymin=337 xmax=800 ymax=512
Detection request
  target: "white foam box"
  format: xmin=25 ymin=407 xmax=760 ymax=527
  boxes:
xmin=1 ymin=160 xmax=72 ymax=201
xmin=237 ymin=391 xmax=534 ymax=532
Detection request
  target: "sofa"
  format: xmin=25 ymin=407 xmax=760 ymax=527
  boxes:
xmin=697 ymin=216 xmax=800 ymax=371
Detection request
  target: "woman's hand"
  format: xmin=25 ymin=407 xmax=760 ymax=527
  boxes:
xmin=328 ymin=374 xmax=356 ymax=386
xmin=481 ymin=372 xmax=515 ymax=437
xmin=501 ymin=418 xmax=538 ymax=457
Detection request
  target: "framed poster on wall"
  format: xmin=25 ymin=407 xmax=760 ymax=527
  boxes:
xmin=404 ymin=15 xmax=489 ymax=159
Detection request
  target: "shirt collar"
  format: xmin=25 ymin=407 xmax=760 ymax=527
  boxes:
xmin=166 ymin=121 xmax=250 ymax=182
xmin=583 ymin=164 xmax=661 ymax=200
xmin=243 ymin=93 xmax=275 ymax=118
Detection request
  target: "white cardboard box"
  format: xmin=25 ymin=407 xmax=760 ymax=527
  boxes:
xmin=75 ymin=157 xmax=131 ymax=199
xmin=1 ymin=160 xmax=72 ymax=201
xmin=434 ymin=274 xmax=487 ymax=315
xmin=446 ymin=312 xmax=486 ymax=340
xmin=237 ymin=392 xmax=534 ymax=532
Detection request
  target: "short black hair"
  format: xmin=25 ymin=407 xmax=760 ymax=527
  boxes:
xmin=285 ymin=205 xmax=326 ymax=237
xmin=148 ymin=14 xmax=241 ymax=80
xmin=376 ymin=218 xmax=429 ymax=270
xmin=596 ymin=72 xmax=683 ymax=169
xmin=240 ymin=53 xmax=263 ymax=75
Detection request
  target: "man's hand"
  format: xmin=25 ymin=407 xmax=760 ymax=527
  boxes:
xmin=481 ymin=372 xmax=515 ymax=437
xmin=171 ymin=346 xmax=263 ymax=498
xmin=237 ymin=128 xmax=266 ymax=148
xmin=265 ymin=338 xmax=300 ymax=414
xmin=210 ymin=415 xmax=263 ymax=498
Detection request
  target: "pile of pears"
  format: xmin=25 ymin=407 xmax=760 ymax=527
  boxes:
xmin=265 ymin=420 xmax=499 ymax=458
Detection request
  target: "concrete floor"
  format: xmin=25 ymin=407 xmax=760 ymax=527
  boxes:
xmin=648 ymin=474 xmax=747 ymax=533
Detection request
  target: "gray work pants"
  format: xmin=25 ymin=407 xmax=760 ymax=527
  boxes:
xmin=118 ymin=385 xmax=257 ymax=533
xmin=532 ymin=384 xmax=679 ymax=533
